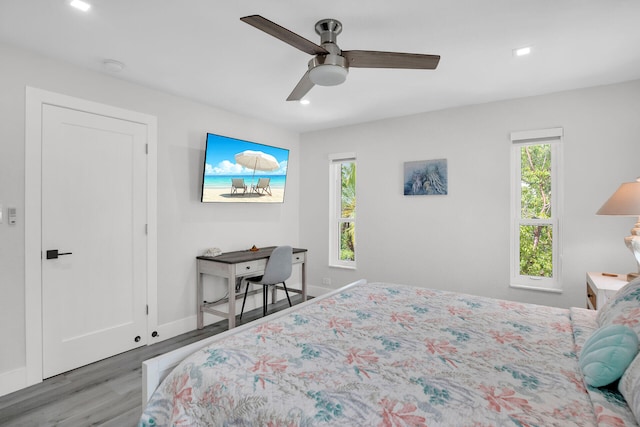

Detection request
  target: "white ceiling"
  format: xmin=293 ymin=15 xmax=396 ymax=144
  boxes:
xmin=2 ymin=0 xmax=640 ymax=133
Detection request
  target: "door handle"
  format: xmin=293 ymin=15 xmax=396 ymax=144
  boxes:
xmin=46 ymin=249 xmax=73 ymax=260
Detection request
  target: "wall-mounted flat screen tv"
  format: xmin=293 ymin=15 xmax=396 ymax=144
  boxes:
xmin=201 ymin=133 xmax=289 ymax=203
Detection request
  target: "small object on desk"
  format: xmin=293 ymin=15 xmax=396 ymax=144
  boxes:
xmin=602 ymin=272 xmax=618 ymax=277
xmin=249 ymin=245 xmax=259 ymax=252
xmin=203 ymin=247 xmax=222 ymax=257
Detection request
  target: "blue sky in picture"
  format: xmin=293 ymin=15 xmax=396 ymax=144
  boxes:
xmin=204 ymin=133 xmax=289 ymax=177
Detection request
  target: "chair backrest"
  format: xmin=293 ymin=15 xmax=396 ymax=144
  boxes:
xmin=257 ymin=177 xmax=270 ymax=188
xmin=261 ymin=245 xmax=292 ymax=285
xmin=232 ymin=178 xmax=245 ymax=188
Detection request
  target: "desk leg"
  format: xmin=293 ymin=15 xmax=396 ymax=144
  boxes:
xmin=197 ymin=271 xmax=204 ymax=330
xmin=302 ymin=260 xmax=307 ymax=301
xmin=228 ymin=270 xmax=236 ymax=329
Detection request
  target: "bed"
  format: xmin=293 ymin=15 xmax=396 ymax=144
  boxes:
xmin=139 ymin=279 xmax=640 ymax=426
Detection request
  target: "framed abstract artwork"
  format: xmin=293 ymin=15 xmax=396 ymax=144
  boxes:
xmin=404 ymin=158 xmax=448 ymax=196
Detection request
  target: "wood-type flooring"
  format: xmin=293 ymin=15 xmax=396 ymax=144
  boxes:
xmin=0 ymin=297 xmax=302 ymax=426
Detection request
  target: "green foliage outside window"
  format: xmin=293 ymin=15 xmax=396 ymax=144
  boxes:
xmin=519 ymin=225 xmax=553 ymax=277
xmin=340 ymin=162 xmax=356 ymax=262
xmin=519 ymin=144 xmax=553 ymax=277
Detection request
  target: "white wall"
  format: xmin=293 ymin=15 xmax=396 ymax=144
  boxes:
xmin=299 ymin=79 xmax=640 ymax=309
xmin=0 ymin=42 xmax=300 ymax=394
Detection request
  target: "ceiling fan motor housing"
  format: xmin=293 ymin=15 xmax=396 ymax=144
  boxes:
xmin=309 ymin=18 xmax=349 ymax=86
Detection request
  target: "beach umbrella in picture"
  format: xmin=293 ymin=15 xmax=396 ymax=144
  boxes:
xmin=234 ymin=150 xmax=279 ymax=186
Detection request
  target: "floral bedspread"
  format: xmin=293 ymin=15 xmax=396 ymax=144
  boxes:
xmin=140 ymin=282 xmax=622 ymax=426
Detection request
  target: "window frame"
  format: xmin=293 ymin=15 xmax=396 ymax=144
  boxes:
xmin=328 ymin=153 xmax=356 ymax=269
xmin=510 ymin=128 xmax=563 ymax=292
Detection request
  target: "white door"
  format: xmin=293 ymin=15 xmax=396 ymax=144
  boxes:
xmin=41 ymin=104 xmax=148 ymax=378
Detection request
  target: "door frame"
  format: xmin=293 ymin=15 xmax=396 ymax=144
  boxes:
xmin=25 ymin=87 xmax=158 ymax=386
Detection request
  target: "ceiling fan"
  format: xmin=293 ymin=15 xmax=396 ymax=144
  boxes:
xmin=240 ymin=15 xmax=441 ymax=101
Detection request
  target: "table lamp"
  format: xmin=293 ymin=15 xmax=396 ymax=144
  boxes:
xmin=597 ymin=178 xmax=640 ymax=281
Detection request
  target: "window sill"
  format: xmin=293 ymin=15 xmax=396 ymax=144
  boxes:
xmin=329 ymin=264 xmax=357 ymax=270
xmin=509 ymin=283 xmax=562 ymax=294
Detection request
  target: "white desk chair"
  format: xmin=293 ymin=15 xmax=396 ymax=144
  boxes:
xmin=240 ymin=245 xmax=292 ymax=319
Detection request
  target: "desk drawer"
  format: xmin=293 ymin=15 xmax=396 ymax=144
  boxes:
xmin=235 ymin=260 xmax=265 ymax=275
xmin=234 ymin=254 xmax=304 ymax=274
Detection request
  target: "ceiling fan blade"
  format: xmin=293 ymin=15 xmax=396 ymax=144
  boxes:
xmin=343 ymin=50 xmax=440 ymax=69
xmin=241 ymin=15 xmax=328 ymax=56
xmin=286 ymin=71 xmax=315 ymax=101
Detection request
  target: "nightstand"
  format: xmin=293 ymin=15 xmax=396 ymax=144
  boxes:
xmin=586 ymin=272 xmax=628 ymax=310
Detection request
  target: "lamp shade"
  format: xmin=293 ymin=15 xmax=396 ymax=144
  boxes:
xmin=597 ymin=179 xmax=640 ymax=216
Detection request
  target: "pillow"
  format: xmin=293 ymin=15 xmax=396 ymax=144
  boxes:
xmin=597 ymin=277 xmax=640 ymax=337
xmin=579 ymin=324 xmax=639 ymax=387
xmin=620 ymin=352 xmax=640 ymax=424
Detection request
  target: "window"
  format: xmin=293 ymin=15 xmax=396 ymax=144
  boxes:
xmin=510 ymin=128 xmax=563 ymax=291
xmin=329 ymin=153 xmax=356 ymax=268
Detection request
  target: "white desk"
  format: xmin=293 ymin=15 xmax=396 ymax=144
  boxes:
xmin=197 ymin=247 xmax=307 ymax=329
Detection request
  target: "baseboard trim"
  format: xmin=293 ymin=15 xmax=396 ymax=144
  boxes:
xmin=155 ymin=315 xmax=198 ymax=343
xmin=308 ymin=284 xmax=333 ymax=296
xmin=0 ymin=367 xmax=27 ymax=397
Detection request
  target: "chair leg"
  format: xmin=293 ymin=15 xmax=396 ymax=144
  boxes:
xmin=240 ymin=281 xmax=250 ymax=320
xmin=282 ymin=281 xmax=292 ymax=307
xmin=263 ymin=284 xmax=268 ymax=316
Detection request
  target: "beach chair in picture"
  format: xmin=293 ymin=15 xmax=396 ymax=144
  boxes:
xmin=230 ymin=178 xmax=247 ymax=195
xmin=251 ymin=177 xmax=272 ymax=195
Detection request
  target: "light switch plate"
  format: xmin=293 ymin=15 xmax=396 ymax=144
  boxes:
xmin=8 ymin=207 xmax=16 ymax=225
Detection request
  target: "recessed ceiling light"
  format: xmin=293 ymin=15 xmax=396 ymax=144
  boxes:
xmin=70 ymin=0 xmax=91 ymax=12
xmin=514 ymin=46 xmax=532 ymax=57
xmin=299 ymin=99 xmax=310 ymax=106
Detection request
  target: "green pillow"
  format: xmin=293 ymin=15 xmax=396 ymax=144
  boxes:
xmin=580 ymin=325 xmax=639 ymax=387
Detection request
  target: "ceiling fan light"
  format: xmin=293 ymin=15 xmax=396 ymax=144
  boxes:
xmin=309 ymin=64 xmax=348 ymax=86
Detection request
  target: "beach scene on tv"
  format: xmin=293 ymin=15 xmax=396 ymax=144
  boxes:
xmin=201 ymin=134 xmax=289 ymax=203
